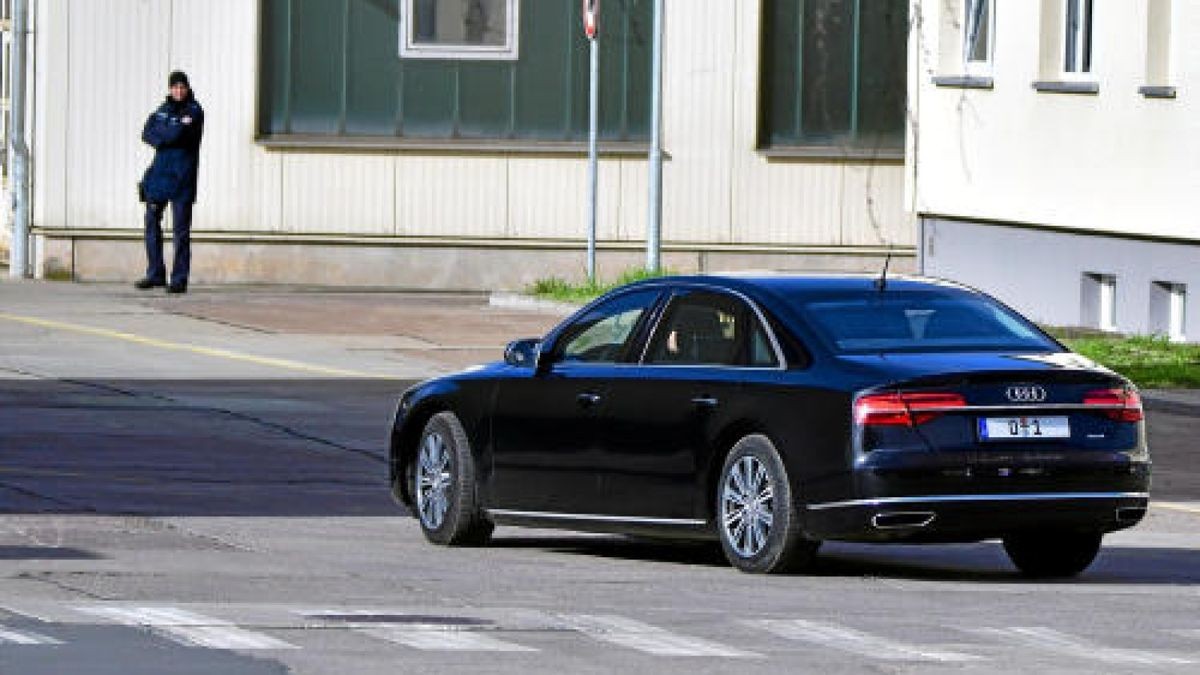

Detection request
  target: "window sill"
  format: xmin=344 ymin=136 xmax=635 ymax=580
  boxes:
xmin=256 ymin=135 xmax=652 ymax=157
xmin=1139 ymin=85 xmax=1177 ymax=99
xmin=1031 ymin=80 xmax=1099 ymax=95
xmin=759 ymin=146 xmax=904 ymax=163
xmin=932 ymin=74 xmax=994 ymax=90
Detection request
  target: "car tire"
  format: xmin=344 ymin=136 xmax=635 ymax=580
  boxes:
xmin=716 ymin=434 xmax=820 ymax=574
xmin=1002 ymin=531 xmax=1102 ymax=578
xmin=411 ymin=411 xmax=494 ymax=546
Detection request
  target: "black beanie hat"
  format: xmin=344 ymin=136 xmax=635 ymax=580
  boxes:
xmin=168 ymin=70 xmax=190 ymax=88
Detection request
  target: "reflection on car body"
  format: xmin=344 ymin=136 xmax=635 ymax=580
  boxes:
xmin=389 ymin=275 xmax=1149 ymax=576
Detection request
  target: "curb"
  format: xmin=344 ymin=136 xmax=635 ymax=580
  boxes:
xmin=488 ymin=292 xmax=581 ymax=316
xmin=1153 ymin=502 xmax=1200 ymax=517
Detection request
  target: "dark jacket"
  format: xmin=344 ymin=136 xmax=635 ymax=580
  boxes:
xmin=141 ymin=95 xmax=204 ymax=204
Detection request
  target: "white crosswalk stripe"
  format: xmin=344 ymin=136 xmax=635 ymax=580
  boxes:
xmin=560 ymin=614 xmax=760 ymax=658
xmin=972 ymin=627 xmax=1193 ymax=666
xmin=0 ymin=625 xmax=63 ymax=645
xmin=75 ymin=606 xmax=297 ymax=650
xmin=746 ymin=619 xmax=982 ymax=662
xmin=359 ymin=625 xmax=537 ymax=652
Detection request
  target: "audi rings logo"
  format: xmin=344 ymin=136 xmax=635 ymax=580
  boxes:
xmin=1005 ymin=385 xmax=1048 ymax=403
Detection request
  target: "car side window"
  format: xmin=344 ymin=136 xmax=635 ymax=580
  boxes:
xmin=558 ymin=290 xmax=661 ymax=364
xmin=645 ymin=291 xmax=779 ymax=367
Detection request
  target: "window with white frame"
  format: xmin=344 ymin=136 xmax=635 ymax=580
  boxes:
xmin=1063 ymin=0 xmax=1093 ymax=74
xmin=963 ymin=0 xmax=994 ymax=71
xmin=399 ymin=0 xmax=520 ymax=60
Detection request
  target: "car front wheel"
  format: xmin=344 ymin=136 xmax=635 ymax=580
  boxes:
xmin=716 ymin=434 xmax=819 ymax=574
xmin=1003 ymin=531 xmax=1102 ymax=578
xmin=411 ymin=411 xmax=494 ymax=546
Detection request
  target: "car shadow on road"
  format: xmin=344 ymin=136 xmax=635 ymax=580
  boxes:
xmin=489 ymin=534 xmax=1200 ymax=585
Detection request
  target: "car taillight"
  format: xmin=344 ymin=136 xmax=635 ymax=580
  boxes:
xmin=854 ymin=392 xmax=966 ymax=427
xmin=1083 ymin=387 xmax=1144 ymax=422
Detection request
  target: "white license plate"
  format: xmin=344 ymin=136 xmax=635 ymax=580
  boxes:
xmin=978 ymin=416 xmax=1070 ymax=440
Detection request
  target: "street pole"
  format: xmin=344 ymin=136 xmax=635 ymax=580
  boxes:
xmin=645 ymin=0 xmax=663 ymax=273
xmin=8 ymin=0 xmax=30 ymax=279
xmin=586 ymin=32 xmax=599 ymax=283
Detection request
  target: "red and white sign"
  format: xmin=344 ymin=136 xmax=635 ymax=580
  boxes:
xmin=583 ymin=0 xmax=600 ymax=39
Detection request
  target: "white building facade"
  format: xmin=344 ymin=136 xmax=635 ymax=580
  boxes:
xmin=910 ymin=0 xmax=1198 ymax=340
xmin=3 ymin=0 xmax=914 ymax=290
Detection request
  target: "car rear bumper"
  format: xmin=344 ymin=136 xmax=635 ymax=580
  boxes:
xmin=803 ymin=491 xmax=1150 ymax=543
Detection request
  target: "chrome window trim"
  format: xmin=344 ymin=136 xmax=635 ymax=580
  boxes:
xmin=486 ymin=509 xmax=706 ymax=527
xmin=636 ymin=283 xmax=788 ymax=371
xmin=806 ymin=492 xmax=1149 ymax=511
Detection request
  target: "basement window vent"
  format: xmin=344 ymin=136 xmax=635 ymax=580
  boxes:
xmin=1149 ymin=282 xmax=1186 ymax=342
xmin=1081 ymin=273 xmax=1117 ymax=332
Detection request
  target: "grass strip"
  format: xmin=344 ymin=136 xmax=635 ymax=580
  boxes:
xmin=528 ymin=268 xmax=674 ymax=305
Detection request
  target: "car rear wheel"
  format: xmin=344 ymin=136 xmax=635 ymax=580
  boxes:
xmin=412 ymin=411 xmax=494 ymax=546
xmin=1002 ymin=531 xmax=1102 ymax=578
xmin=716 ymin=434 xmax=820 ymax=574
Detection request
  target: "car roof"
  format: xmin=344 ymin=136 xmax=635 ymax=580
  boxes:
xmin=624 ymin=273 xmax=975 ymax=296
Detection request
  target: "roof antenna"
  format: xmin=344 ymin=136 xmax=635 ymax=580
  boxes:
xmin=874 ymin=253 xmax=892 ymax=292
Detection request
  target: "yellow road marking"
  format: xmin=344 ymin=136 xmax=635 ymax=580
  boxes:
xmin=0 ymin=311 xmax=389 ymax=379
xmin=1154 ymin=502 xmax=1200 ymax=516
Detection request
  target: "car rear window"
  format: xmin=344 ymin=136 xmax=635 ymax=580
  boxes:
xmin=792 ymin=290 xmax=1060 ymax=354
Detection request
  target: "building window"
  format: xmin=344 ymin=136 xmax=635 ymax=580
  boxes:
xmin=258 ymin=0 xmax=650 ymax=143
xmin=1150 ymin=282 xmax=1186 ymax=342
xmin=1081 ymin=273 xmax=1116 ymax=332
xmin=963 ymin=0 xmax=993 ymax=70
xmin=760 ymin=0 xmax=909 ymax=154
xmin=1063 ymin=0 xmax=1093 ymax=74
xmin=400 ymin=0 xmax=520 ymax=61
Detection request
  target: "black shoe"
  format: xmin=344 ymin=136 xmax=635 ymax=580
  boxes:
xmin=166 ymin=282 xmax=188 ymax=295
xmin=134 ymin=277 xmax=166 ymax=290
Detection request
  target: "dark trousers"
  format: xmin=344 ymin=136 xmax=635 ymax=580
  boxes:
xmin=144 ymin=200 xmax=192 ymax=286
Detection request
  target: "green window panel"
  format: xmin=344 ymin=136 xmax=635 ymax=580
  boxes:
xmin=258 ymin=0 xmax=651 ymax=143
xmin=760 ymin=0 xmax=908 ymax=152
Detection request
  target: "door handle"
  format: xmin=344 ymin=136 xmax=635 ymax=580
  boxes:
xmin=691 ymin=396 xmax=719 ymax=409
xmin=577 ymin=392 xmax=603 ymax=407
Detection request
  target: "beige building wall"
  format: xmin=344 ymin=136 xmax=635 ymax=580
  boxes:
xmin=910 ymin=0 xmax=1200 ymax=340
xmin=910 ymin=0 xmax=1197 ymax=241
xmin=29 ymin=0 xmax=912 ymax=289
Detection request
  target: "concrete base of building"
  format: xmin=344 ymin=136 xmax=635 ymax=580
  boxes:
xmin=32 ymin=230 xmax=915 ymax=291
xmin=920 ymin=216 xmax=1199 ymax=342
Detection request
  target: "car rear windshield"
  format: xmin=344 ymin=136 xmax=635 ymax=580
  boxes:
xmin=792 ymin=290 xmax=1060 ymax=354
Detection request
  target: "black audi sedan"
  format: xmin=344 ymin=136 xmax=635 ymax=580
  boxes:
xmin=388 ymin=275 xmax=1149 ymax=576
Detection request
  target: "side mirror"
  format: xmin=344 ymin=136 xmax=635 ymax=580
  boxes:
xmin=503 ymin=338 xmax=542 ymax=368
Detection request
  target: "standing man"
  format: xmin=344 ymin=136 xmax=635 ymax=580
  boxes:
xmin=135 ymin=71 xmax=204 ymax=294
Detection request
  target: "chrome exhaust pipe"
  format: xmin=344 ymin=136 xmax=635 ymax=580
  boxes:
xmin=1116 ymin=506 xmax=1146 ymax=523
xmin=871 ymin=511 xmax=936 ymax=529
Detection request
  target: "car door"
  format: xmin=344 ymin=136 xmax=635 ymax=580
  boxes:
xmin=599 ymin=289 xmax=784 ymax=520
xmin=488 ymin=288 xmax=665 ymax=514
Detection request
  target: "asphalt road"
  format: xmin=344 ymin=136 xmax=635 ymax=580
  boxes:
xmin=3 ymin=281 xmax=1200 ymax=674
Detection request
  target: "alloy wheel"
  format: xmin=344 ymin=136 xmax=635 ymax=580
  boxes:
xmin=721 ymin=455 xmax=775 ymax=558
xmin=415 ymin=431 xmax=452 ymax=530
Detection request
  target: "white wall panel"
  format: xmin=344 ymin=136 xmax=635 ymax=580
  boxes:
xmin=169 ymin=0 xmax=260 ymax=231
xmin=65 ymin=0 xmax=170 ymax=231
xmin=33 ymin=1 xmax=70 ymax=231
xmin=395 ymin=155 xmax=506 ymax=238
xmin=841 ymin=164 xmax=913 ymax=247
xmin=281 ymin=153 xmax=394 ymax=235
xmin=506 ymin=157 xmax=635 ymax=242
xmin=732 ymin=160 xmax=846 ymax=246
xmin=660 ymin=0 xmax=737 ymax=244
